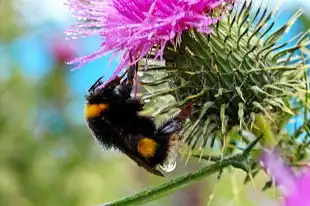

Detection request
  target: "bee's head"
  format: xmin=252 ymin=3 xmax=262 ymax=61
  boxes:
xmin=85 ymin=76 xmax=122 ymax=104
xmin=85 ymin=76 xmax=123 ymax=119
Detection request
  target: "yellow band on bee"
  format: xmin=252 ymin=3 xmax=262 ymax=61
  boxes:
xmin=85 ymin=103 xmax=109 ymax=119
xmin=137 ymin=138 xmax=157 ymax=158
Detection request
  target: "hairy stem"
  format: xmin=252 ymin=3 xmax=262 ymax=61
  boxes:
xmin=101 ymin=154 xmax=247 ymax=206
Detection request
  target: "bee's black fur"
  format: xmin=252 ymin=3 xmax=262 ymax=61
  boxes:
xmin=85 ymin=63 xmax=190 ymax=176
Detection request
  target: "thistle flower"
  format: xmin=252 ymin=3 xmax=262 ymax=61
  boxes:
xmin=66 ymin=0 xmax=233 ymax=76
xmin=261 ymin=150 xmax=310 ymax=206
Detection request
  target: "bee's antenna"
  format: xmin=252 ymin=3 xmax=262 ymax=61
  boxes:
xmin=88 ymin=76 xmax=104 ymax=92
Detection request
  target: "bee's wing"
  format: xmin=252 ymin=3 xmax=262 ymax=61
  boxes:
xmin=124 ymin=152 xmax=164 ymax=177
xmin=156 ymin=102 xmax=193 ymax=136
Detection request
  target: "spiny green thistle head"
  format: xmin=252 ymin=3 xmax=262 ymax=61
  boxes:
xmin=139 ymin=0 xmax=310 ymax=157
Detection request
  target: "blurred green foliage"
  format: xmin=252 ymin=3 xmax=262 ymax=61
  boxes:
xmin=0 ymin=1 xmax=21 ymax=41
xmin=1 ymin=1 xmax=309 ymax=206
xmin=0 ymin=67 xmax=277 ymax=206
xmin=0 ymin=68 xmax=123 ymax=206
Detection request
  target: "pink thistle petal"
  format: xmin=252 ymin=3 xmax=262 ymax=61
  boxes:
xmin=261 ymin=150 xmax=310 ymax=206
xmin=260 ymin=150 xmax=297 ymax=196
xmin=284 ymin=169 xmax=310 ymax=206
xmin=66 ymin=0 xmax=234 ymax=77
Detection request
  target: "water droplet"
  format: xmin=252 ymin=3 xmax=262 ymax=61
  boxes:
xmin=160 ymin=160 xmax=176 ymax=172
xmin=144 ymin=99 xmax=150 ymax=103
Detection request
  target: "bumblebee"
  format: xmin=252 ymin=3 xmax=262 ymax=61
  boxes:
xmin=84 ymin=63 xmax=191 ymax=176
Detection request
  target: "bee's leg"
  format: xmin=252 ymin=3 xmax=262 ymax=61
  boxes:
xmin=124 ymin=53 xmax=138 ymax=87
xmin=117 ymin=62 xmax=138 ymax=98
xmin=126 ymin=60 xmax=138 ymax=86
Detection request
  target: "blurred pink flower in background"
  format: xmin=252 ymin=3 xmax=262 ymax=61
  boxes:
xmin=50 ymin=36 xmax=76 ymax=64
xmin=261 ymin=150 xmax=310 ymax=206
xmin=66 ymin=0 xmax=233 ymax=77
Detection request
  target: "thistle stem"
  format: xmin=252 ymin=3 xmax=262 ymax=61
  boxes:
xmin=101 ymin=154 xmax=247 ymax=206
